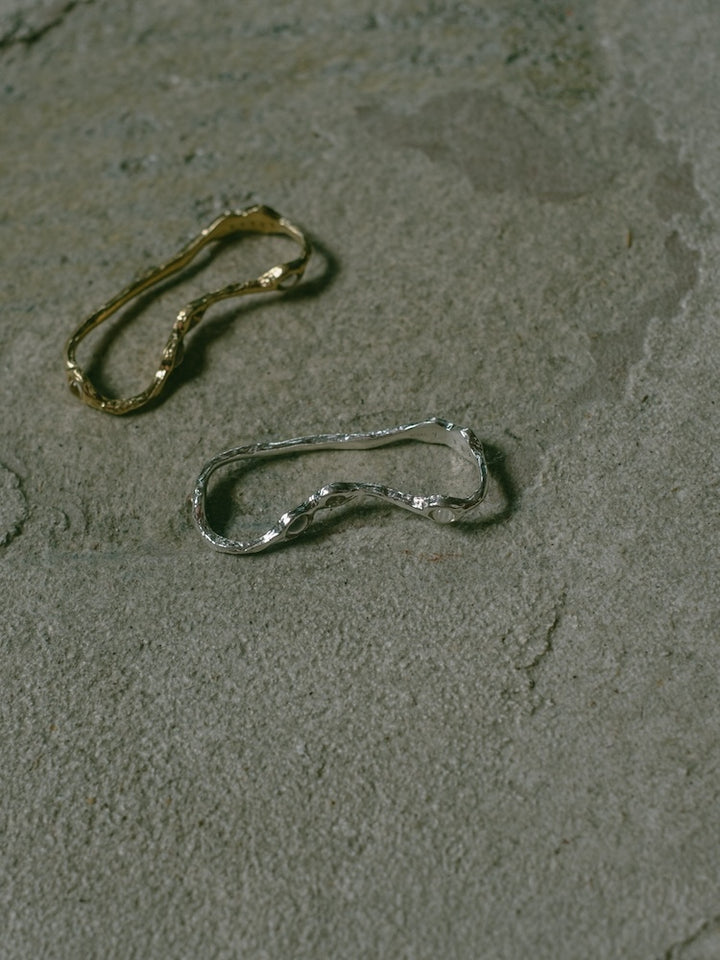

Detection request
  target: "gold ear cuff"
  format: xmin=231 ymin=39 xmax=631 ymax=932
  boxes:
xmin=65 ymin=205 xmax=311 ymax=415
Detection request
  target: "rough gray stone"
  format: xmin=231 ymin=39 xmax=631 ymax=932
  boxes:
xmin=1 ymin=1 xmax=718 ymax=957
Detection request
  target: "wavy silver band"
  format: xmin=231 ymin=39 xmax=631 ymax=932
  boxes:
xmin=191 ymin=417 xmax=488 ymax=554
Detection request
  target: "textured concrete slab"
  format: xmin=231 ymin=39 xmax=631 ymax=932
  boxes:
xmin=1 ymin=1 xmax=719 ymax=957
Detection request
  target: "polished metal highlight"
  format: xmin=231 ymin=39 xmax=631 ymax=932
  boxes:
xmin=191 ymin=417 xmax=489 ymax=554
xmin=65 ymin=205 xmax=311 ymax=415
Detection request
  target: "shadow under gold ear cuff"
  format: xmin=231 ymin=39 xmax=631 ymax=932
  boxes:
xmin=64 ymin=205 xmax=312 ymax=415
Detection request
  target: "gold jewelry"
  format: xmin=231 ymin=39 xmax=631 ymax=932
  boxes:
xmin=64 ymin=205 xmax=311 ymax=415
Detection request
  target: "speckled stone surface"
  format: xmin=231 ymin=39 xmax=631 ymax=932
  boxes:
xmin=1 ymin=2 xmax=719 ymax=957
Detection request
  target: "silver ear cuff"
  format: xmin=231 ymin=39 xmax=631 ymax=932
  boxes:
xmin=191 ymin=417 xmax=489 ymax=554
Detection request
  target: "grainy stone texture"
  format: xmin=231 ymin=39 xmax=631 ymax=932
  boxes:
xmin=1 ymin=2 xmax=719 ymax=957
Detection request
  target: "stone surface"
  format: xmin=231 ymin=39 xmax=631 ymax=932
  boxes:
xmin=1 ymin=1 xmax=719 ymax=957
xmin=0 ymin=464 xmax=26 ymax=545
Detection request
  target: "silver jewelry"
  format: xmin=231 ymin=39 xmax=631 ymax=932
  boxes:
xmin=191 ymin=417 xmax=488 ymax=554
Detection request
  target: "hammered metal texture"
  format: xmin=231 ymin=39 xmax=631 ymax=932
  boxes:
xmin=191 ymin=417 xmax=489 ymax=554
xmin=64 ymin=205 xmax=311 ymax=414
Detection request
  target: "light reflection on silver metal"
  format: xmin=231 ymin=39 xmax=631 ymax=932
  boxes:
xmin=191 ymin=417 xmax=489 ymax=554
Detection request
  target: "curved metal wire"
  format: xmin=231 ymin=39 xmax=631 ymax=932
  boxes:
xmin=191 ymin=417 xmax=489 ymax=554
xmin=65 ymin=205 xmax=311 ymax=415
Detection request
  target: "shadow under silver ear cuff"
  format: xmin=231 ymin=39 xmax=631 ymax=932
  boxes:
xmin=191 ymin=417 xmax=489 ymax=554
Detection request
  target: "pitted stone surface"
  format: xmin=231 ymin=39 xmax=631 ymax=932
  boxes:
xmin=1 ymin=2 xmax=718 ymax=958
xmin=0 ymin=464 xmax=26 ymax=546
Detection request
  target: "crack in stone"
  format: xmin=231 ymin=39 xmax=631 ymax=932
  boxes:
xmin=0 ymin=464 xmax=28 ymax=546
xmin=523 ymin=591 xmax=567 ymax=686
xmin=661 ymin=914 xmax=720 ymax=960
xmin=0 ymin=0 xmax=92 ymax=50
xmin=578 ymin=230 xmax=700 ymax=407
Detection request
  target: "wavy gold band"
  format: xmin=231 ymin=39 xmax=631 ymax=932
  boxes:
xmin=64 ymin=205 xmax=311 ymax=415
